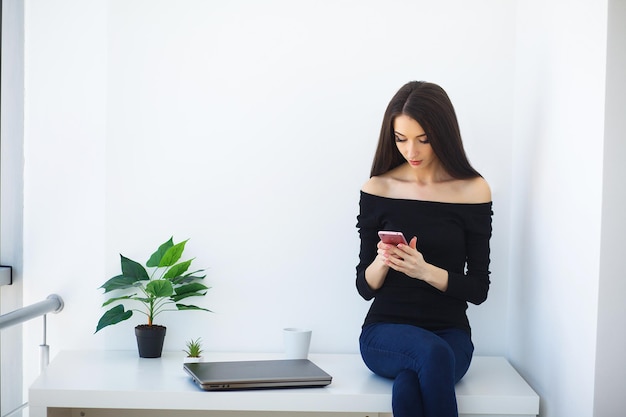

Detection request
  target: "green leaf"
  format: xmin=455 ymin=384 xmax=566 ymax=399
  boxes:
xmin=95 ymin=305 xmax=133 ymax=333
xmin=171 ymin=292 xmax=207 ymax=302
xmin=175 ymin=282 xmax=209 ymax=295
xmin=171 ymin=271 xmax=206 ymax=285
xmin=159 ymin=240 xmax=188 ymax=267
xmin=163 ymin=259 xmax=193 ymax=279
xmin=101 ymin=294 xmax=136 ymax=307
xmin=100 ymin=275 xmax=142 ymax=293
xmin=184 ymin=269 xmax=206 ymax=277
xmin=120 ymin=255 xmax=150 ymax=281
xmin=146 ymin=237 xmax=174 ymax=267
xmin=145 ymin=279 xmax=174 ymax=298
xmin=171 ymin=283 xmax=208 ymax=302
xmin=176 ymin=303 xmax=212 ymax=312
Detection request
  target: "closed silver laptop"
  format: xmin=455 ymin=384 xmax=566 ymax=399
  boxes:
xmin=183 ymin=359 xmax=332 ymax=391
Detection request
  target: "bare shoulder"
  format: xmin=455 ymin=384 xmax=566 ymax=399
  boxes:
xmin=459 ymin=176 xmax=491 ymax=203
xmin=361 ymin=175 xmax=392 ymax=197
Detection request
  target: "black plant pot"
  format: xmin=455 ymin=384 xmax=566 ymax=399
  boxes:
xmin=135 ymin=324 xmax=166 ymax=358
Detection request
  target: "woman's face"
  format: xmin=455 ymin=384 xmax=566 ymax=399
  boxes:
xmin=393 ymin=114 xmax=437 ymax=170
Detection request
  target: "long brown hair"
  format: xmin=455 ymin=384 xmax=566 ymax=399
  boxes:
xmin=370 ymin=81 xmax=481 ymax=179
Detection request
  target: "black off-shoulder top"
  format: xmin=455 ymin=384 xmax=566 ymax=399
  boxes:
xmin=356 ymin=191 xmax=493 ymax=335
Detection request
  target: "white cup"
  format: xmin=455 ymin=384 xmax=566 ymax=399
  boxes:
xmin=283 ymin=328 xmax=312 ymax=359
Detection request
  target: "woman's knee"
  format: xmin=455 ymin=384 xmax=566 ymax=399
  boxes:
xmin=416 ymin=340 xmax=456 ymax=380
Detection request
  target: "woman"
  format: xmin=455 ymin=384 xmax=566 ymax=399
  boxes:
xmin=356 ymin=81 xmax=493 ymax=417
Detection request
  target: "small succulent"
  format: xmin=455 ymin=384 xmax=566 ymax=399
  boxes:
xmin=184 ymin=337 xmax=203 ymax=358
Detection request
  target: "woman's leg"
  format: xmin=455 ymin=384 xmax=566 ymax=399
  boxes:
xmin=359 ymin=323 xmax=473 ymax=417
xmin=433 ymin=327 xmax=474 ymax=383
xmin=392 ymin=369 xmax=424 ymax=417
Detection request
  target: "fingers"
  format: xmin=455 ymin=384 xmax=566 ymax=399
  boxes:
xmin=380 ymin=237 xmax=423 ymax=277
xmin=380 ymin=244 xmax=409 ymax=266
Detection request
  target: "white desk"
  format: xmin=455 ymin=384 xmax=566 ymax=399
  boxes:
xmin=29 ymin=350 xmax=539 ymax=417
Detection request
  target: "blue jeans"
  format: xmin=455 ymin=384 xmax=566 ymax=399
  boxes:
xmin=359 ymin=323 xmax=474 ymax=417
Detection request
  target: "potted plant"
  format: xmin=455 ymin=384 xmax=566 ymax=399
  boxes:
xmin=95 ymin=237 xmax=210 ymax=358
xmin=183 ymin=337 xmax=204 ymax=362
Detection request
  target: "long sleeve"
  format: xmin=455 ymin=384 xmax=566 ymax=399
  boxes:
xmin=444 ymin=206 xmax=492 ymax=305
xmin=355 ymin=194 xmax=382 ymax=301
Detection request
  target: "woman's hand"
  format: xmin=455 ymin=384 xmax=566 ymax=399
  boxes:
xmin=380 ymin=236 xmax=425 ymax=277
xmin=381 ymin=237 xmax=449 ymax=292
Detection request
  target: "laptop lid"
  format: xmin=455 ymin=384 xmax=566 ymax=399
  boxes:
xmin=183 ymin=359 xmax=332 ymax=391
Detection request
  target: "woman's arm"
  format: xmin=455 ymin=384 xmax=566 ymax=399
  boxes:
xmin=364 ymin=245 xmax=390 ymax=291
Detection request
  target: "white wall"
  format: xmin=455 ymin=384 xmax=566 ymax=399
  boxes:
xmin=0 ymin=0 xmax=25 ymax=415
xmin=594 ymin=0 xmax=626 ymax=416
xmin=509 ymin=0 xmax=608 ymax=416
xmin=21 ymin=0 xmax=108 ymax=403
xmin=21 ymin=0 xmax=516 ymax=396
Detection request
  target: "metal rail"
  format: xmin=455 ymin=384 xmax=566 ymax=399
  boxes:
xmin=0 ymin=294 xmax=64 ymax=371
xmin=0 ymin=295 xmax=65 ymax=417
xmin=0 ymin=294 xmax=64 ymax=330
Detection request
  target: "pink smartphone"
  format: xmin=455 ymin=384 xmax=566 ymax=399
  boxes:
xmin=378 ymin=231 xmax=408 ymax=246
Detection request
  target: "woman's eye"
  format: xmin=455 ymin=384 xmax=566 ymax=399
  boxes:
xmin=419 ymin=138 xmax=430 ymax=144
xmin=394 ymin=135 xmax=406 ymax=142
